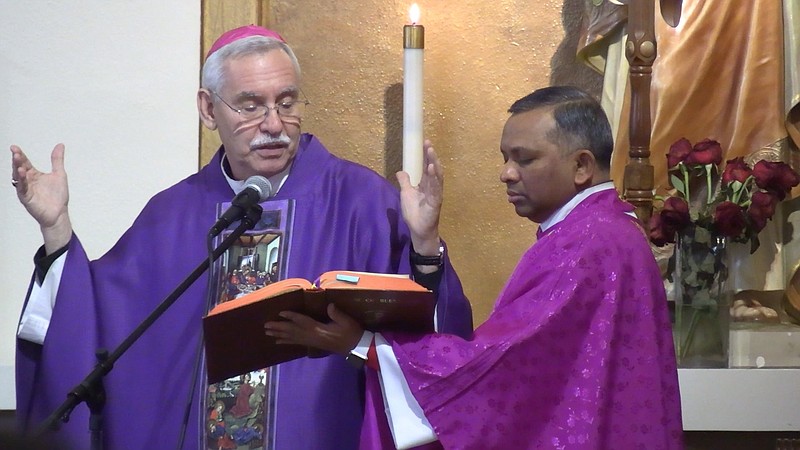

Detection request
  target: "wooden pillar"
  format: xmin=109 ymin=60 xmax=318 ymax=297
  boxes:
xmin=622 ymin=0 xmax=657 ymax=223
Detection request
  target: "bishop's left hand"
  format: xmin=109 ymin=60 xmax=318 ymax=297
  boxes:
xmin=264 ymin=303 xmax=364 ymax=355
xmin=396 ymin=140 xmax=443 ymax=256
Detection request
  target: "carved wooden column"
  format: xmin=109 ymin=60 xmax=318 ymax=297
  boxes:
xmin=622 ymin=0 xmax=656 ymax=223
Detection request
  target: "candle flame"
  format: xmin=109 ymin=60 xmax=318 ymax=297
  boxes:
xmin=409 ymin=3 xmax=420 ymax=24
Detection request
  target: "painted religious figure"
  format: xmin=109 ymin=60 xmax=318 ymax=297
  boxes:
xmin=202 ymin=200 xmax=294 ymax=448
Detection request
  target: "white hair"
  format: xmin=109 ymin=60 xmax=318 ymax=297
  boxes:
xmin=201 ymin=35 xmax=302 ymax=93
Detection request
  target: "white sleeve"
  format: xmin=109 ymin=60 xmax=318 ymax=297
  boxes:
xmin=374 ymin=333 xmax=438 ymax=450
xmin=17 ymin=251 xmax=68 ymax=345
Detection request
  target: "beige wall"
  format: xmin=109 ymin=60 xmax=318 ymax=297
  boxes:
xmin=1 ymin=1 xmax=200 ymax=408
xmin=267 ymin=1 xmax=565 ymax=323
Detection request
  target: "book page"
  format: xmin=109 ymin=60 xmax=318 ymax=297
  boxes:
xmin=317 ymin=270 xmax=428 ymax=292
xmin=206 ymin=278 xmax=313 ymax=315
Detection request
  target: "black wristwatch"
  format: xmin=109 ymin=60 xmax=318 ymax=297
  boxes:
xmin=410 ymin=244 xmax=444 ymax=267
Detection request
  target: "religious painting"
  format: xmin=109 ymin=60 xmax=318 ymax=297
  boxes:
xmin=209 ymin=207 xmax=288 ymax=305
xmin=202 ymin=199 xmax=295 ymax=449
xmin=204 ymin=369 xmax=274 ymax=450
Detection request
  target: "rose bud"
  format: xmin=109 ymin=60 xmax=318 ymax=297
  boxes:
xmin=713 ymin=201 xmax=747 ymax=238
xmin=753 ymin=160 xmax=800 ymax=199
xmin=648 ymin=213 xmax=674 ymax=247
xmin=747 ymin=191 xmax=779 ymax=232
xmin=685 ymin=139 xmax=723 ymax=166
xmin=660 ymin=196 xmax=691 ymax=231
xmin=667 ymin=138 xmax=693 ymax=169
xmin=721 ymin=157 xmax=752 ymax=184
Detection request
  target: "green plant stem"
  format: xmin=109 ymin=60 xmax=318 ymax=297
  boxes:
xmin=705 ymin=164 xmax=713 ymax=205
xmin=683 ymin=166 xmax=691 ymax=202
xmin=680 ymin=308 xmax=702 ymax=360
xmin=731 ymin=176 xmax=753 ymax=205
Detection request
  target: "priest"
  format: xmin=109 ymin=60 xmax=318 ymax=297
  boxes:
xmin=11 ymin=25 xmax=473 ymax=449
xmin=266 ymin=86 xmax=684 ymax=449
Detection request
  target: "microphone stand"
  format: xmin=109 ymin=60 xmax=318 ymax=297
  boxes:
xmin=33 ymin=205 xmax=264 ymax=450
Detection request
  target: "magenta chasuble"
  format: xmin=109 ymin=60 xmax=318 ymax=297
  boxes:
xmin=363 ymin=189 xmax=683 ymax=449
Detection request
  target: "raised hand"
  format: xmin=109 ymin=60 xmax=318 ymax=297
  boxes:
xmin=11 ymin=144 xmax=73 ymax=253
xmin=396 ymin=140 xmax=443 ymax=256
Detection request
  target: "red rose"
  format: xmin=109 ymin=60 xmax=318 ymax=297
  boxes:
xmin=752 ymin=160 xmax=800 ymax=199
xmin=660 ymin=196 xmax=691 ymax=232
xmin=713 ymin=201 xmax=747 ymax=238
xmin=667 ymin=138 xmax=693 ymax=169
xmin=721 ymin=157 xmax=752 ymax=184
xmin=747 ymin=191 xmax=779 ymax=232
xmin=684 ymin=139 xmax=723 ymax=166
xmin=749 ymin=190 xmax=778 ymax=217
xmin=648 ymin=213 xmax=674 ymax=247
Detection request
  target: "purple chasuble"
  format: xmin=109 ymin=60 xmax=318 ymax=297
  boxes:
xmin=363 ymin=189 xmax=683 ymax=449
xmin=15 ymin=134 xmax=473 ymax=449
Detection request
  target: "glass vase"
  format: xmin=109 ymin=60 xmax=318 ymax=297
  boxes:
xmin=673 ymin=225 xmax=733 ymax=368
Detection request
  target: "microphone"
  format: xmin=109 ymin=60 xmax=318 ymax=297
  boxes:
xmin=209 ymin=175 xmax=273 ymax=237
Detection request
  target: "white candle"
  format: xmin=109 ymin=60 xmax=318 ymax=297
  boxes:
xmin=403 ymin=3 xmax=424 ymax=185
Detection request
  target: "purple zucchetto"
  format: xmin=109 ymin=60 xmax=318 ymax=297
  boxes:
xmin=206 ymin=25 xmax=286 ymax=59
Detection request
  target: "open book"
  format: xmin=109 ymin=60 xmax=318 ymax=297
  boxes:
xmin=203 ymin=270 xmax=435 ymax=383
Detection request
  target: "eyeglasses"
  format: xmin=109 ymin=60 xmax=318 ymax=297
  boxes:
xmin=210 ymin=90 xmax=310 ymax=124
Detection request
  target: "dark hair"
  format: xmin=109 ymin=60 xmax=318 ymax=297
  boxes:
xmin=508 ymin=86 xmax=613 ymax=169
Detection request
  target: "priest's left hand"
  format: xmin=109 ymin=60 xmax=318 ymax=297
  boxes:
xmin=264 ymin=303 xmax=364 ymax=355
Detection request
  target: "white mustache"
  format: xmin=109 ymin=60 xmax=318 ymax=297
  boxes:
xmin=250 ymin=134 xmax=291 ymax=149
